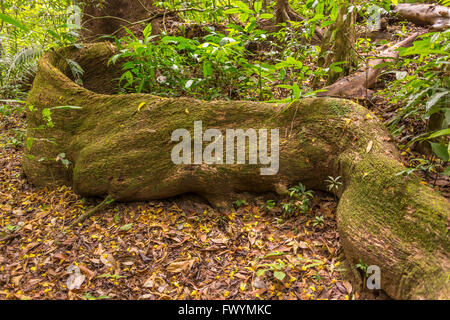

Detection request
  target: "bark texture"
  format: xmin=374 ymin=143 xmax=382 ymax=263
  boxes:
xmin=394 ymin=3 xmax=450 ymax=31
xmin=80 ymin=0 xmax=155 ymax=40
xmin=275 ymin=0 xmax=323 ymax=42
xmin=24 ymin=43 xmax=449 ymax=300
xmin=319 ymin=2 xmax=357 ymax=85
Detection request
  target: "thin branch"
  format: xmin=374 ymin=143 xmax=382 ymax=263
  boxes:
xmin=68 ymin=195 xmax=114 ymax=228
xmin=136 ymin=0 xmax=153 ymax=14
xmin=0 ymin=233 xmax=20 ymax=244
xmin=108 ymin=8 xmax=207 ymax=37
xmin=81 ymin=13 xmax=134 ymax=27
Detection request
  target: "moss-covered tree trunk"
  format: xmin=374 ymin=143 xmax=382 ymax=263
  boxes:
xmin=319 ymin=2 xmax=356 ymax=85
xmin=24 ymin=43 xmax=449 ymax=300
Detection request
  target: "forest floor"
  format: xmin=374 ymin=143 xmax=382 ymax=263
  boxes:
xmin=0 ymin=20 xmax=448 ymax=301
xmin=0 ymin=101 xmax=448 ymax=300
xmin=0 ymin=113 xmax=354 ymax=300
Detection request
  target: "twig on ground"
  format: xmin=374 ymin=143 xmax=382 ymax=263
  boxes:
xmin=0 ymin=233 xmax=20 ymax=244
xmin=68 ymin=195 xmax=115 ymax=228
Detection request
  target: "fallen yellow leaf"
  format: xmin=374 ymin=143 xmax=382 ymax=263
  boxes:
xmin=138 ymin=102 xmax=146 ymax=111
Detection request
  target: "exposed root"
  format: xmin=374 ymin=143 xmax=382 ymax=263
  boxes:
xmin=274 ymin=0 xmax=324 ymax=42
xmin=23 ymin=42 xmax=450 ymax=299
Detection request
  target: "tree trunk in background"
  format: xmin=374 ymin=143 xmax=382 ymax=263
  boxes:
xmin=275 ymin=0 xmax=323 ymax=42
xmin=275 ymin=0 xmax=297 ymax=24
xmin=23 ymin=43 xmax=449 ymax=300
xmin=319 ymin=3 xmax=356 ymax=85
xmin=80 ymin=0 xmax=155 ymax=41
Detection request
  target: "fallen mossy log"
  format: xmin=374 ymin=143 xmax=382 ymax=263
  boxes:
xmin=24 ymin=43 xmax=449 ymax=299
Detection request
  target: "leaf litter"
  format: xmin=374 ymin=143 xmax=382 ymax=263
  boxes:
xmin=1 ymin=109 xmax=373 ymax=300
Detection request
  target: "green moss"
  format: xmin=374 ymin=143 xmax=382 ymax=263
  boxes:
xmin=24 ymin=42 xmax=450 ymax=300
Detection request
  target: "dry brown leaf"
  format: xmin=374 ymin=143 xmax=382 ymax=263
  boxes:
xmin=366 ymin=140 xmax=373 ymax=153
xmin=79 ymin=264 xmax=96 ymax=279
xmin=343 ymin=280 xmax=353 ymax=294
xmin=166 ymin=258 xmax=196 ymax=273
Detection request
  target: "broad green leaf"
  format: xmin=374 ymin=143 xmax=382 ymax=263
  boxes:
xmin=143 ymin=23 xmax=152 ymax=40
xmin=263 ymin=251 xmax=284 ymax=258
xmin=259 ymin=13 xmax=274 ymax=20
xmin=224 ymin=8 xmax=240 ymax=14
xmin=276 ymin=84 xmax=293 ymax=89
xmin=203 ymin=62 xmax=213 ymax=78
xmin=42 ymin=108 xmax=51 ymax=119
xmin=256 ymin=269 xmax=267 ymax=277
xmin=426 ymin=128 xmax=450 ymax=140
xmin=120 ymin=223 xmax=133 ymax=231
xmin=286 ymin=56 xmax=303 ymax=69
xmin=273 ymin=271 xmax=286 ymax=281
xmin=292 ymin=83 xmax=301 ymax=99
xmin=430 ymin=142 xmax=449 ymax=161
xmin=254 ymin=1 xmax=262 ymax=13
xmin=236 ymin=1 xmax=253 ymax=14
xmin=0 ymin=13 xmax=29 ymax=32
xmin=240 ymin=13 xmax=249 ymax=23
xmin=321 ymin=20 xmax=335 ymax=28
xmin=329 ymin=61 xmax=348 ymax=73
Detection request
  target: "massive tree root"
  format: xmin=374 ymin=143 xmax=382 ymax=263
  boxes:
xmin=24 ymin=43 xmax=449 ymax=299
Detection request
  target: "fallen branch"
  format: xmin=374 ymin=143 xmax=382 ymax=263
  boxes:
xmin=0 ymin=233 xmax=20 ymax=245
xmin=317 ymin=32 xmax=423 ymax=99
xmin=393 ymin=3 xmax=450 ymax=31
xmin=136 ymin=0 xmax=154 ymax=14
